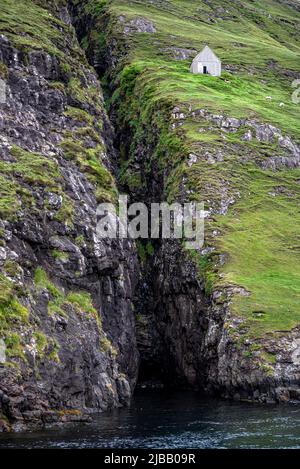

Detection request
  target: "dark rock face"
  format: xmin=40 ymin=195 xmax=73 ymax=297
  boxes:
xmin=63 ymin=0 xmax=300 ymax=407
xmin=0 ymin=3 xmax=139 ymax=432
xmin=119 ymin=16 xmax=157 ymax=35
xmin=1 ymin=0 xmax=300 ymax=434
xmin=135 ymin=240 xmax=209 ymax=388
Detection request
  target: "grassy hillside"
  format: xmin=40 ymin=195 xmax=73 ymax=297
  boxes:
xmin=94 ymin=0 xmax=300 ymax=339
xmin=3 ymin=0 xmax=299 ymax=340
xmin=109 ymin=0 xmax=300 ymax=138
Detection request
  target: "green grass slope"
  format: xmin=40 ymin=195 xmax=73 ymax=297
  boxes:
xmin=98 ymin=0 xmax=300 ymax=339
xmin=110 ymin=0 xmax=300 ymax=138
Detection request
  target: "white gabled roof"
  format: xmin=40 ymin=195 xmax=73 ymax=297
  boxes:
xmin=192 ymin=46 xmax=221 ymax=63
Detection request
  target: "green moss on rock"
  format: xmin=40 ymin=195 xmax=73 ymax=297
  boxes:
xmin=33 ymin=331 xmax=48 ymax=358
xmin=0 ymin=62 xmax=8 ymax=79
xmin=51 ymin=249 xmax=69 ymax=262
xmin=0 ymin=274 xmax=29 ymax=362
xmin=0 ymin=175 xmax=21 ymax=220
xmin=60 ymin=138 xmax=117 ymax=203
xmin=0 ymin=145 xmax=61 ymax=188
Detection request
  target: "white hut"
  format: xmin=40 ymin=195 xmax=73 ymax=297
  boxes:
xmin=190 ymin=46 xmax=221 ymax=77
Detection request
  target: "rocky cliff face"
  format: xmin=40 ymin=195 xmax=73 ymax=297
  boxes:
xmin=1 ymin=0 xmax=300 ymax=432
xmin=0 ymin=0 xmax=139 ymax=431
xmin=70 ymin=0 xmax=300 ymax=404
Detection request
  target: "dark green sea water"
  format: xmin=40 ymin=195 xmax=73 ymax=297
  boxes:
xmin=1 ymin=390 xmax=300 ymax=449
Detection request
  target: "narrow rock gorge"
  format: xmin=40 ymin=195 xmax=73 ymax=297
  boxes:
xmin=1 ymin=0 xmax=300 ymax=431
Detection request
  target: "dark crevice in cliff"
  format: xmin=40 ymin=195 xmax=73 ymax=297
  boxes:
xmin=2 ymin=2 xmax=300 ymax=435
xmin=68 ymin=6 xmax=157 ymax=387
xmin=67 ymin=2 xmax=214 ymax=393
xmin=68 ymin=2 xmax=278 ymax=400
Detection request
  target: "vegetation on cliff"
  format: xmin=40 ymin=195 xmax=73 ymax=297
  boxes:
xmin=1 ymin=0 xmax=300 ymax=425
xmin=80 ymin=0 xmax=300 ymax=342
xmin=0 ymin=0 xmax=138 ymax=429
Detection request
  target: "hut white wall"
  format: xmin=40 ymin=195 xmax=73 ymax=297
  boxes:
xmin=190 ymin=60 xmax=221 ymax=76
xmin=205 ymin=61 xmax=221 ymax=76
xmin=197 ymin=62 xmax=203 ymax=73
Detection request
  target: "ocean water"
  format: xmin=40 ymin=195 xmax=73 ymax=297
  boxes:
xmin=1 ymin=389 xmax=300 ymax=449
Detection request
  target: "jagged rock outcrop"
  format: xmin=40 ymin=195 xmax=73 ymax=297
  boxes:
xmin=72 ymin=0 xmax=300 ymax=404
xmin=0 ymin=1 xmax=139 ymax=431
xmin=119 ymin=16 xmax=157 ymax=35
xmin=1 ymin=0 xmax=300 ymax=434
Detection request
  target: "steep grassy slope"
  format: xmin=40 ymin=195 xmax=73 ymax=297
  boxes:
xmin=74 ymin=0 xmax=300 ymax=381
xmin=0 ymin=0 xmax=299 ymax=417
xmin=99 ymin=0 xmax=300 ymax=137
